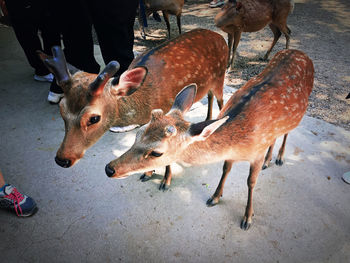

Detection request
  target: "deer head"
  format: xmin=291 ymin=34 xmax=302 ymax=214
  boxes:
xmin=105 ymin=84 xmax=228 ymax=178
xmin=214 ymin=0 xmax=243 ymax=28
xmin=38 ymin=46 xmax=147 ymax=167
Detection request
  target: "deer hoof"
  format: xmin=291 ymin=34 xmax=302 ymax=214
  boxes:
xmin=275 ymin=159 xmax=284 ymax=166
xmin=140 ymin=173 xmax=153 ymax=182
xmin=159 ymin=182 xmax=170 ymax=192
xmin=240 ymin=217 xmax=252 ymax=231
xmin=206 ymin=197 xmax=219 ymax=207
xmin=262 ymin=163 xmax=269 ymax=170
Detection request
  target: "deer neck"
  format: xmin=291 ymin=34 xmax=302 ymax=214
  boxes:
xmin=178 ymin=121 xmax=258 ymax=166
xmin=111 ymin=92 xmax=152 ymax=127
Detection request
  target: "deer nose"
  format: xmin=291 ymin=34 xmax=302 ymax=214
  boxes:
xmin=105 ymin=164 xmax=115 ymax=177
xmin=55 ymin=156 xmax=72 ymax=168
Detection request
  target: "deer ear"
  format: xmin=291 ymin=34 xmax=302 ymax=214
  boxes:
xmin=112 ymin=67 xmax=147 ymax=96
xmin=189 ymin=116 xmax=229 ymax=142
xmin=171 ymin=84 xmax=197 ymax=113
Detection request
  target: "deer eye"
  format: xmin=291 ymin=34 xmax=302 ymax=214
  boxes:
xmin=87 ymin=115 xmax=101 ymax=126
xmin=149 ymin=151 xmax=163 ymax=157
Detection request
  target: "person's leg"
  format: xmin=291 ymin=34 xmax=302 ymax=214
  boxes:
xmin=5 ymin=1 xmax=52 ymax=77
xmin=85 ymin=0 xmax=139 ymax=75
xmin=60 ymin=0 xmax=100 ymax=73
xmin=0 ymin=170 xmax=5 ymax=188
xmin=47 ymin=0 xmax=100 ymax=103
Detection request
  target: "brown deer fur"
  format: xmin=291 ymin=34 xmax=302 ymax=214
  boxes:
xmin=39 ymin=29 xmax=228 ymax=168
xmin=106 ymin=49 xmax=314 ymax=230
xmin=215 ymin=0 xmax=294 ymax=69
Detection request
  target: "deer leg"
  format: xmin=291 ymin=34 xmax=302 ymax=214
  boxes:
xmin=207 ymin=160 xmax=234 ymax=207
xmin=176 ymin=14 xmax=182 ymax=35
xmin=140 ymin=170 xmax=154 ymax=182
xmin=276 ymin=133 xmax=288 ymax=166
xmin=227 ymin=33 xmax=234 ymax=69
xmin=206 ymin=90 xmax=214 ymax=120
xmin=241 ymin=156 xmax=264 ymax=230
xmin=264 ymin=24 xmax=281 ymax=60
xmin=262 ymin=139 xmax=276 ymax=169
xmin=282 ymin=25 xmax=291 ymax=49
xmin=159 ymin=165 xmax=172 ymax=191
xmin=162 ymin=11 xmax=171 ymax=39
xmin=229 ymin=31 xmax=242 ymax=70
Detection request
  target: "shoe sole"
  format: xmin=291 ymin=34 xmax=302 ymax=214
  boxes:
xmin=2 ymin=206 xmax=38 ymax=217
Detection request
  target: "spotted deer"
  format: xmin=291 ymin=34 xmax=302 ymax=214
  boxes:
xmin=38 ymin=29 xmax=228 ymax=171
xmin=139 ymin=0 xmax=184 ymax=39
xmin=215 ymin=0 xmax=294 ymax=69
xmin=105 ymin=49 xmax=314 ymax=230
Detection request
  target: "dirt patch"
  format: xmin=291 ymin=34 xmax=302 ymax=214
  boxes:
xmin=133 ymin=0 xmax=350 ymax=131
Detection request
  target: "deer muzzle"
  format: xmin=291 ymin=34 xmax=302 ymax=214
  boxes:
xmin=55 ymin=156 xmax=72 ymax=168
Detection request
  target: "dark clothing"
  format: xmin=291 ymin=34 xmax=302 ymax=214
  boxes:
xmin=85 ymin=0 xmax=139 ymax=75
xmin=48 ymin=0 xmax=100 ymax=93
xmin=5 ymin=0 xmax=61 ymax=75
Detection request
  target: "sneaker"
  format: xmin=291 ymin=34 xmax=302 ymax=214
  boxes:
xmin=0 ymin=184 xmax=38 ymax=217
xmin=48 ymin=91 xmax=64 ymax=104
xmin=34 ymin=73 xmax=54 ymax=82
xmin=209 ymin=0 xmax=225 ymax=8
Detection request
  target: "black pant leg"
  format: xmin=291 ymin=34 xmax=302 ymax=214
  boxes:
xmin=5 ymin=0 xmax=51 ymax=75
xmin=85 ymin=0 xmax=138 ymax=74
xmin=49 ymin=0 xmax=100 ymax=94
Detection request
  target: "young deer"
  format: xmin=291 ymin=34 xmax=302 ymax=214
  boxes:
xmin=105 ymin=49 xmax=314 ymax=230
xmin=38 ymin=29 xmax=228 ymax=169
xmin=215 ymin=0 xmax=294 ymax=69
xmin=139 ymin=0 xmax=184 ymax=39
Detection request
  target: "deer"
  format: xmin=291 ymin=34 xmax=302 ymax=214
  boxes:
xmin=215 ymin=0 xmax=294 ymax=69
xmin=105 ymin=49 xmax=314 ymax=230
xmin=138 ymin=0 xmax=184 ymax=39
xmin=37 ymin=29 xmax=228 ymax=182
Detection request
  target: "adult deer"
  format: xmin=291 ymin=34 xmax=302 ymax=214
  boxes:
xmin=38 ymin=29 xmax=228 ymax=171
xmin=215 ymin=0 xmax=294 ymax=69
xmin=105 ymin=49 xmax=314 ymax=230
xmin=139 ymin=0 xmax=184 ymax=39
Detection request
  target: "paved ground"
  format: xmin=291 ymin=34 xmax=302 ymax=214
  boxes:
xmin=0 ymin=3 xmax=350 ymax=263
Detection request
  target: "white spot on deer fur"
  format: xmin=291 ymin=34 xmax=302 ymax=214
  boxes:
xmin=126 ymin=109 xmax=136 ymax=118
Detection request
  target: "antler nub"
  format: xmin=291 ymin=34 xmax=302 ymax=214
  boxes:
xmin=44 ymin=46 xmax=71 ymax=86
xmin=89 ymin=61 xmax=120 ymax=96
